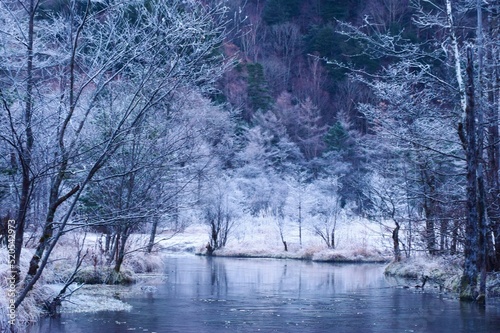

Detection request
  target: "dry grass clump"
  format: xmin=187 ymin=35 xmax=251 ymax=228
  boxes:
xmin=12 ymin=284 xmax=53 ymax=329
xmin=63 ymin=266 xmax=135 ymax=285
xmin=305 ymin=244 xmax=389 ymax=263
xmin=203 ymin=242 xmax=390 ymax=263
xmin=56 ymin=251 xmax=164 ymax=284
xmin=0 ymin=262 xmax=13 ymax=330
xmin=297 ymin=244 xmax=325 ymax=260
xmin=0 ymin=247 xmax=54 ymax=331
xmin=50 ymin=232 xmax=165 ymax=283
xmin=212 ymin=247 xmax=280 ymax=258
xmin=126 ymin=252 xmax=165 ymax=274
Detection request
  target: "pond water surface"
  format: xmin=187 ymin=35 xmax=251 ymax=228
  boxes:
xmin=29 ymin=255 xmax=500 ymax=333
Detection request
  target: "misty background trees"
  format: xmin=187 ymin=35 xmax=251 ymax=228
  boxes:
xmin=0 ymin=0 xmax=498 ymax=309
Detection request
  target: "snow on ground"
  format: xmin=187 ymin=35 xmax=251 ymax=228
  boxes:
xmin=157 ymin=224 xmax=209 ymax=253
xmin=45 ymin=284 xmax=133 ymax=313
xmin=384 ymin=255 xmax=463 ymax=291
xmin=385 ymin=255 xmax=500 ymax=297
xmin=157 ymin=217 xmax=393 ymax=262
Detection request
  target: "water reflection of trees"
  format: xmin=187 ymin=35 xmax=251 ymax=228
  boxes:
xmin=208 ymin=258 xmax=229 ymax=298
xmin=181 ymin=257 xmax=387 ymax=300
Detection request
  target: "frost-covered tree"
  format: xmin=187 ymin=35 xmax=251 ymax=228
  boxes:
xmin=0 ymin=0 xmax=231 ymax=309
xmin=267 ymin=175 xmax=289 ymax=251
xmin=80 ymin=91 xmax=235 ymax=271
xmin=202 ymin=177 xmax=242 ymax=254
xmin=309 ymin=177 xmax=344 ymax=249
xmin=273 ymin=92 xmax=328 ymax=160
xmin=355 ymin=62 xmax=465 ymax=257
xmin=326 ymin=0 xmax=499 ymax=302
xmin=240 ymin=108 xmax=303 ymax=172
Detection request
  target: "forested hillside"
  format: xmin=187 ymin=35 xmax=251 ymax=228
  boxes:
xmin=216 ymin=0 xmax=499 ymax=301
xmin=0 ymin=0 xmax=498 ymax=319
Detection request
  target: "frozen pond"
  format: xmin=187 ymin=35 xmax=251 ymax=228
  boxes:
xmin=29 ymin=255 xmax=500 ymax=333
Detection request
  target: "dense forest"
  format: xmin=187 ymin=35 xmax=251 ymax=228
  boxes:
xmin=216 ymin=0 xmax=499 ymax=302
xmin=0 ymin=0 xmax=498 ymax=317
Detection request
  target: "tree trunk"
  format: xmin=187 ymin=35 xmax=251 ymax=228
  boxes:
xmin=475 ymin=0 xmax=488 ymax=302
xmin=13 ymin=0 xmax=36 ymax=285
xmin=439 ymin=219 xmax=448 ymax=253
xmin=23 ymin=183 xmax=79 ymax=291
xmin=108 ymin=231 xmax=118 ymax=261
xmin=450 ymin=219 xmax=459 ymax=255
xmin=114 ymin=229 xmax=129 ymax=274
xmin=298 ymin=199 xmax=302 ymax=247
xmin=392 ymin=221 xmax=401 ymax=262
xmin=485 ymin=0 xmax=500 ymax=271
xmin=104 ymin=232 xmax=111 ymax=253
xmin=460 ymin=47 xmax=481 ymax=302
xmin=210 ymin=218 xmax=219 ymax=251
xmin=421 ymin=168 xmax=437 ymax=255
xmin=147 ymin=218 xmax=159 ymax=253
xmin=330 ymin=229 xmax=335 ymax=249
xmin=279 ymin=224 xmax=288 ymax=252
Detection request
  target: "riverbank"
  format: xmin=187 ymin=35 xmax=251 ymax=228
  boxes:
xmin=0 ymin=238 xmax=166 ymax=332
xmin=7 ymin=220 xmax=499 ymax=332
xmin=384 ymin=255 xmax=500 ymax=298
xmin=203 ymin=246 xmax=390 ymax=263
xmin=161 ymin=222 xmax=393 ymax=263
xmin=384 ymin=255 xmax=463 ymax=291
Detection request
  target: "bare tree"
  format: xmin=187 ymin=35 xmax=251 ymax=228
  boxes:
xmin=269 ymin=22 xmax=301 ymax=90
xmin=203 ymin=178 xmax=240 ymax=254
xmin=309 ymin=177 xmax=344 ymax=249
xmin=240 ymin=0 xmax=266 ymax=62
xmin=0 ymin=0 xmax=231 ymax=309
xmin=268 ymin=177 xmax=288 ymax=251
